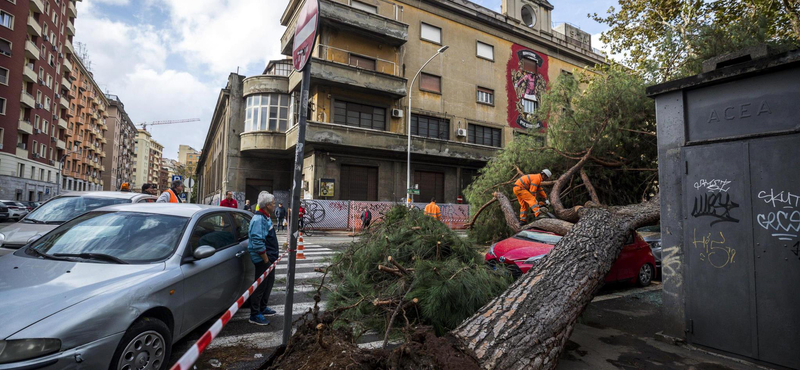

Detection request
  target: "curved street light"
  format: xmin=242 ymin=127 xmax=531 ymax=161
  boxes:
xmin=406 ymin=45 xmax=449 ymax=205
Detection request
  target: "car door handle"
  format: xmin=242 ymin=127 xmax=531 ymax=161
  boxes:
xmin=236 ymin=251 xmax=247 ymax=258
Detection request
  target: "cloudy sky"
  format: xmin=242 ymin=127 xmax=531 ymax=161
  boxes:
xmin=75 ymin=0 xmax=615 ymax=160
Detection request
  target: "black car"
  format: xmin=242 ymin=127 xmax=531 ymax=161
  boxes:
xmin=0 ymin=204 xmax=8 ymax=222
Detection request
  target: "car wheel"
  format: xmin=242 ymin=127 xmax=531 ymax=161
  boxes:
xmin=637 ymin=264 xmax=653 ymax=287
xmin=109 ymin=317 xmax=172 ymax=370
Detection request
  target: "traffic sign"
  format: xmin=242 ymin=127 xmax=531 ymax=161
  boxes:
xmin=171 ymin=175 xmax=183 ymax=183
xmin=407 ymin=188 xmax=420 ymax=195
xmin=183 ymin=178 xmax=195 ymax=188
xmin=292 ymin=0 xmax=319 ymax=71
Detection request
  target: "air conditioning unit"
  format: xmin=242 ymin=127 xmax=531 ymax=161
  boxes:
xmin=50 ymin=136 xmax=56 ymax=142
xmin=55 ymin=93 xmax=60 ymax=99
xmin=51 ymin=45 xmax=57 ymax=52
xmin=35 ymin=103 xmax=43 ymax=109
xmin=34 ymin=128 xmax=42 ymax=134
xmin=17 ymin=143 xmax=26 ymax=149
xmin=43 ymin=35 xmax=49 ymax=42
xmin=52 ymin=114 xmax=58 ymax=120
xmin=38 ymin=79 xmax=45 ymax=86
xmin=457 ymin=128 xmax=468 ymax=137
xmin=49 ymin=160 xmax=55 ymax=165
xmin=59 ymin=52 xmax=63 ymax=59
xmin=391 ymin=109 xmax=404 ymax=118
xmin=32 ymin=153 xmax=40 ymax=159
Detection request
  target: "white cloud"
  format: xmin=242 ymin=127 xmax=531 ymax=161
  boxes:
xmin=92 ymin=0 xmax=130 ymax=5
xmin=591 ymin=32 xmax=625 ymax=63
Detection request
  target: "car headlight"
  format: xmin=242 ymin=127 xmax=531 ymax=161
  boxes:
xmin=488 ymin=244 xmax=496 ymax=257
xmin=523 ymin=255 xmax=545 ymax=265
xmin=0 ymin=339 xmax=61 ymax=364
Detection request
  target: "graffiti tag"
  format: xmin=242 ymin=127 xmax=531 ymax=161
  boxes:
xmin=693 ymin=179 xmax=732 ymax=193
xmin=692 ymin=229 xmax=736 ymax=269
xmin=691 ymin=193 xmax=740 ymax=225
xmin=756 ymin=211 xmax=800 ymax=240
xmin=757 ymin=189 xmax=800 ymax=208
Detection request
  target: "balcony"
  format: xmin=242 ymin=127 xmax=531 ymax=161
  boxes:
xmin=288 ymin=56 xmax=406 ymax=97
xmin=65 ymin=40 xmax=74 ymax=56
xmin=18 ymin=120 xmax=34 ymax=135
xmin=56 ymin=139 xmax=66 ymax=150
xmin=25 ymin=40 xmax=40 ymax=60
xmin=66 ymin=129 xmax=74 ymax=137
xmin=29 ymin=0 xmax=44 ymax=14
xmin=61 ymin=76 xmax=71 ymax=89
xmin=23 ymin=64 xmax=37 ymax=82
xmin=27 ymin=16 xmax=42 ymax=37
xmin=67 ymin=108 xmax=75 ymax=117
xmin=62 ymin=57 xmax=73 ymax=72
xmin=59 ymin=96 xmax=70 ymax=109
xmin=281 ymin=0 xmax=407 ymax=56
xmin=20 ymin=91 xmax=35 ymax=108
xmin=16 ymin=144 xmax=29 ymax=159
xmin=100 ymin=137 xmax=107 ymax=144
xmin=66 ymin=21 xmax=75 ymax=36
xmin=58 ymin=118 xmax=68 ymax=129
xmin=68 ymin=1 xmax=77 ymax=17
xmin=100 ymin=165 xmax=105 ymax=172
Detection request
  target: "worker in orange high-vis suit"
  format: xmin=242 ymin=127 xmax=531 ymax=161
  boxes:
xmin=424 ymin=198 xmax=441 ymax=220
xmin=514 ymin=169 xmax=552 ymax=222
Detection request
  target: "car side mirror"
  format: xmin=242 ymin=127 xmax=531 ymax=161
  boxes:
xmin=193 ymin=245 xmax=216 ymax=260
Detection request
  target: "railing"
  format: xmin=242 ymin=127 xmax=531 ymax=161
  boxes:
xmin=331 ymin=0 xmax=402 ymax=21
xmin=317 ymin=44 xmax=399 ymax=76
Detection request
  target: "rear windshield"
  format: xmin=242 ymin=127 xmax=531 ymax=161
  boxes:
xmin=22 ymin=197 xmax=132 ymax=224
xmin=515 ymin=230 xmax=563 ymax=245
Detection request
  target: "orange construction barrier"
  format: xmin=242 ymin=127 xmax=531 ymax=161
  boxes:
xmin=297 ymin=231 xmax=306 ymax=259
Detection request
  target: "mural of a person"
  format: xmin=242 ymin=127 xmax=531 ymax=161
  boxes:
xmin=508 ymin=47 xmax=549 ymax=129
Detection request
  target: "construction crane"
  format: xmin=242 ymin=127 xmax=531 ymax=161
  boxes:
xmin=137 ymin=118 xmax=201 ymax=131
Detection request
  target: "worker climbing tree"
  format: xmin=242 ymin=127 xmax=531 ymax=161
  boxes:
xmin=514 ymin=169 xmax=551 ymax=222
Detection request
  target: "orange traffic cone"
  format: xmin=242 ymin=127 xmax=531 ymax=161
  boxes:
xmin=297 ymin=231 xmax=306 ymax=259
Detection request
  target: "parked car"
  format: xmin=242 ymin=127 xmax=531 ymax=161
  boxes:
xmin=486 ymin=228 xmax=657 ymax=286
xmin=0 ymin=204 xmax=8 ymax=222
xmin=637 ymin=225 xmax=661 ymax=273
xmin=20 ymin=201 xmax=42 ymax=212
xmin=0 ymin=201 xmax=29 ymax=221
xmin=0 ymin=192 xmax=156 ymax=257
xmin=0 ymin=204 xmax=255 ymax=370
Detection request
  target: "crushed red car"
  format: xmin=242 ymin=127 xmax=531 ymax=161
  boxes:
xmin=485 ymin=228 xmax=656 ymax=286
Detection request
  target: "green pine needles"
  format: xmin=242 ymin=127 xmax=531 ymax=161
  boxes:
xmin=327 ymin=206 xmax=512 ymax=336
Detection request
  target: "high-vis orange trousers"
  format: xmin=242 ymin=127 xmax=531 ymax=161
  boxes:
xmin=514 ymin=186 xmax=543 ymax=222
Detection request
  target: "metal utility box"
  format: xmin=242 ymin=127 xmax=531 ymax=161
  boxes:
xmin=648 ymin=48 xmax=800 ymax=369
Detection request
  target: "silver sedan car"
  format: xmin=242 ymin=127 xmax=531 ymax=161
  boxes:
xmin=0 ymin=204 xmax=255 ymax=370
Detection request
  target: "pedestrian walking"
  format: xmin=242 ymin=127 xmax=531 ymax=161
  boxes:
xmin=247 ymin=191 xmax=279 ymax=325
xmin=156 ymin=180 xmax=183 ymax=203
xmin=424 ymin=198 xmax=441 ymax=220
xmin=275 ymin=203 xmax=287 ymax=231
xmin=360 ymin=209 xmax=372 ymax=229
xmin=244 ymin=200 xmax=252 ymax=211
xmin=298 ymin=204 xmax=306 ymax=230
xmin=220 ymin=191 xmax=238 ymax=208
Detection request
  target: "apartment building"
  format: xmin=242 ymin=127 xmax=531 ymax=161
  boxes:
xmin=196 ymin=0 xmax=606 ymax=204
xmin=177 ymin=144 xmax=199 ymax=172
xmin=102 ymin=94 xmax=136 ymax=190
xmin=0 ymin=0 xmax=81 ymax=200
xmin=132 ymin=128 xmax=162 ymax=191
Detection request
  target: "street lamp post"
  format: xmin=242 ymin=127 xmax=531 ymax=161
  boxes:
xmin=407 ymin=45 xmax=448 ymax=205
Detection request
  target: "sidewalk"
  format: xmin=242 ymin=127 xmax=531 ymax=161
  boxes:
xmin=559 ymin=286 xmax=765 ymax=370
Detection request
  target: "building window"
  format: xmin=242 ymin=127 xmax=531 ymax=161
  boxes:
xmin=18 ymin=164 xmax=24 ymax=177
xmin=0 ymin=66 xmax=8 ymax=85
xmin=0 ymin=38 xmax=11 ymax=57
xmin=477 ymin=87 xmax=494 ymax=105
xmin=244 ymin=93 xmax=291 ymax=132
xmin=468 ymin=124 xmax=501 ymax=147
xmin=420 ymin=22 xmax=441 ymax=44
xmin=521 ymin=5 xmax=537 ymax=28
xmin=411 ymin=114 xmax=449 ymax=140
xmin=0 ymin=11 xmax=12 ymax=30
xmin=420 ymin=73 xmax=441 ymax=94
xmin=349 ymin=54 xmax=376 ymax=70
xmin=522 ymin=98 xmax=538 ymax=114
xmin=477 ymin=41 xmax=494 ymax=61
xmin=351 ymin=0 xmax=377 ymax=13
xmin=333 ymin=101 xmax=386 ymax=131
xmin=0 ymin=97 xmax=5 ymax=115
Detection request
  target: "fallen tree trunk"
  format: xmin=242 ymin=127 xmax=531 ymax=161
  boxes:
xmin=452 ymin=195 xmax=660 ymax=370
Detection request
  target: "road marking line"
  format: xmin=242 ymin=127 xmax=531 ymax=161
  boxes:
xmin=275 ymin=271 xmax=324 ymax=280
xmin=276 ymin=262 xmax=327 ymax=270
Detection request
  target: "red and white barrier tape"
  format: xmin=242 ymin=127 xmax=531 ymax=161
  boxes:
xmin=170 ymin=251 xmax=289 ymax=370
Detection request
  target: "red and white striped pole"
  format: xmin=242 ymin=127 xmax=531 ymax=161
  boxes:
xmin=170 ymin=251 xmax=289 ymax=370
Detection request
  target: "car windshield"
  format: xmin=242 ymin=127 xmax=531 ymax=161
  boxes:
xmin=23 ymin=196 xmax=132 ymax=224
xmin=3 ymin=202 xmax=17 ymax=207
xmin=516 ymin=230 xmax=562 ymax=245
xmin=28 ymin=211 xmax=189 ymax=263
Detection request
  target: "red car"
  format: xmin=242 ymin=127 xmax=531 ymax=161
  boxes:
xmin=485 ymin=228 xmax=656 ymax=286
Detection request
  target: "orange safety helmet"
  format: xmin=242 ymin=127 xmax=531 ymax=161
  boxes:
xmin=120 ymin=182 xmax=131 ymax=192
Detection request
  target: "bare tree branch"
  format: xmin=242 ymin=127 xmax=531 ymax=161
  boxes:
xmin=466 ymin=198 xmax=497 ymax=229
xmin=580 ymin=169 xmax=601 ymax=204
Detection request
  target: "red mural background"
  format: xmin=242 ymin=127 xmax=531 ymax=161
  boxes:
xmin=506 ymin=44 xmax=550 ymax=129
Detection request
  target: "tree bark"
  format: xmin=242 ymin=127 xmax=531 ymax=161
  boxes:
xmin=493 ymin=192 xmax=522 ymax=232
xmin=580 ymin=169 xmax=600 ymax=204
xmin=452 ymin=195 xmax=660 ymax=370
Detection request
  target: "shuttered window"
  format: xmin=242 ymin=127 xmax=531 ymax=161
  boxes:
xmin=341 ymin=165 xmax=378 ymax=201
xmin=411 ymin=114 xmax=449 ymax=140
xmin=477 ymin=41 xmax=494 ymax=61
xmin=351 ymin=0 xmax=378 ymax=13
xmin=420 ymin=23 xmax=441 ymax=44
xmin=0 ymin=39 xmax=11 ymax=57
xmin=414 ymin=171 xmax=445 ymax=203
xmin=349 ymin=54 xmax=376 ymax=70
xmin=468 ymin=124 xmax=501 ymax=147
xmin=420 ymin=73 xmax=441 ymax=93
xmin=333 ymin=101 xmax=386 ymax=131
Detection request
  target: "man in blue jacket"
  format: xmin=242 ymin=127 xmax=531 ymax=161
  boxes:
xmin=247 ymin=191 xmax=279 ymax=325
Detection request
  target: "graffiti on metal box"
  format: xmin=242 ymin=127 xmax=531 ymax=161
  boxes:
xmin=756 ymin=188 xmax=800 ymax=241
xmin=693 ymin=179 xmax=732 ymax=193
xmin=692 ymin=229 xmax=736 ymax=268
xmin=691 ymin=192 xmax=740 ymax=225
